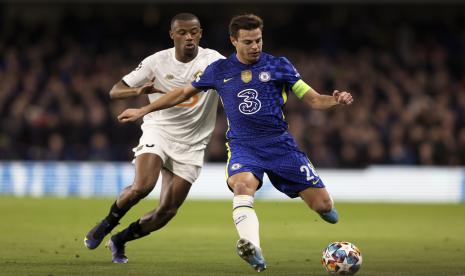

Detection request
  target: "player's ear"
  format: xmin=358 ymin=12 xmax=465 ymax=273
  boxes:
xmin=199 ymin=28 xmax=203 ymax=39
xmin=230 ymin=36 xmax=237 ymax=47
xmin=169 ymin=30 xmax=174 ymax=40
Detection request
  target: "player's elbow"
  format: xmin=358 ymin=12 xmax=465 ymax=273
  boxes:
xmin=109 ymin=85 xmax=118 ymax=99
xmin=109 ymin=81 xmax=128 ymax=99
xmin=109 ymin=90 xmax=116 ymax=100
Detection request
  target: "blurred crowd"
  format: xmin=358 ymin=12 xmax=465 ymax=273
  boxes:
xmin=1 ymin=4 xmax=464 ymax=167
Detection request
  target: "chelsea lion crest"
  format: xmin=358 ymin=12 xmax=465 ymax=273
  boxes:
xmin=231 ymin=163 xmax=242 ymax=171
xmin=259 ymin=71 xmax=271 ymax=82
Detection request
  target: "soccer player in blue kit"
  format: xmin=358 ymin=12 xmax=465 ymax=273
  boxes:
xmin=118 ymin=14 xmax=354 ymax=272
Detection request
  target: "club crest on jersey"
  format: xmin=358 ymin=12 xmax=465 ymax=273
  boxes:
xmin=259 ymin=71 xmax=271 ymax=82
xmin=165 ymin=74 xmax=174 ymax=80
xmin=231 ymin=163 xmax=242 ymax=171
xmin=193 ymin=70 xmax=203 ymax=82
xmin=241 ymin=70 xmax=252 ymax=83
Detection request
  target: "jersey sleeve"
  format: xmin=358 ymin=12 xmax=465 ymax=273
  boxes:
xmin=191 ymin=62 xmax=216 ymax=91
xmin=122 ymin=55 xmax=155 ymax=87
xmin=212 ymin=51 xmax=226 ymax=62
xmin=204 ymin=48 xmax=226 ymax=63
xmin=277 ymin=57 xmax=309 ymax=99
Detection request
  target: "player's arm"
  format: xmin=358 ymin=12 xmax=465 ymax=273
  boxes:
xmin=292 ymin=80 xmax=353 ymax=109
xmin=117 ymin=84 xmax=201 ymax=122
xmin=109 ymin=80 xmax=161 ymax=99
xmin=279 ymin=57 xmax=353 ymax=109
xmin=302 ymin=87 xmax=353 ymax=109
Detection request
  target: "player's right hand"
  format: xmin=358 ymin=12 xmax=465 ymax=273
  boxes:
xmin=333 ymin=90 xmax=354 ymax=105
xmin=117 ymin=108 xmax=145 ymax=123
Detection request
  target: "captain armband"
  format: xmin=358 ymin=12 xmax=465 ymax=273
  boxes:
xmin=291 ymin=80 xmax=311 ymax=99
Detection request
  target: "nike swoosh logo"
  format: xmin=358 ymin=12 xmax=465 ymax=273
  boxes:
xmin=223 ymin=78 xmax=233 ymax=83
xmin=312 ymin=179 xmax=320 ymax=185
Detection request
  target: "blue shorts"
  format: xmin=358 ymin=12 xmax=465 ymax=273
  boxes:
xmin=226 ymin=132 xmax=325 ymax=198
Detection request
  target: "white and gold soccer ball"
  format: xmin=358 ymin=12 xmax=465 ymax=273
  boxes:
xmin=321 ymin=241 xmax=362 ymax=275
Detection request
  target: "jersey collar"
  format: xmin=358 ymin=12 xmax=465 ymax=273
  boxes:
xmin=172 ymin=46 xmax=203 ymax=65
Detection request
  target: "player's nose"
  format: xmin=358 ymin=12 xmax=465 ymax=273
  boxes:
xmin=251 ymin=42 xmax=259 ymax=50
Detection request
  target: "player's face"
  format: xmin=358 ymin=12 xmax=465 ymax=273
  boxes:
xmin=170 ymin=19 xmax=202 ymax=57
xmin=231 ymin=28 xmax=263 ymax=64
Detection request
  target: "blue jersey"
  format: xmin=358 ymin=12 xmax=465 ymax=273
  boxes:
xmin=192 ymin=52 xmax=308 ymax=141
xmin=192 ymin=52 xmax=325 ymax=197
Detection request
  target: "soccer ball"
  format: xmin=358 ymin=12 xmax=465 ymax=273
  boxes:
xmin=321 ymin=241 xmax=362 ymax=275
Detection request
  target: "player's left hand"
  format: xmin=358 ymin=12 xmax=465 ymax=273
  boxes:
xmin=333 ymin=90 xmax=354 ymax=105
xmin=117 ymin=108 xmax=145 ymax=123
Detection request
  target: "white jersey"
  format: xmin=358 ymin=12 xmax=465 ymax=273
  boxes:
xmin=123 ymin=47 xmax=224 ymax=147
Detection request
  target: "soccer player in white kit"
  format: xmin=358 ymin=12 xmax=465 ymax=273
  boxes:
xmin=83 ymin=13 xmax=224 ymax=264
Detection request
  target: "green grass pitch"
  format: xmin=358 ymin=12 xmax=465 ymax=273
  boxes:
xmin=0 ymin=197 xmax=464 ymax=276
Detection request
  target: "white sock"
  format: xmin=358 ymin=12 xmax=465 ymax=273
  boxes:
xmin=232 ymin=195 xmax=260 ymax=248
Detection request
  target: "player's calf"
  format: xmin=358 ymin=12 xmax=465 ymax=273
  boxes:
xmin=119 ymin=183 xmax=155 ymax=207
xmin=140 ymin=205 xmax=178 ymax=232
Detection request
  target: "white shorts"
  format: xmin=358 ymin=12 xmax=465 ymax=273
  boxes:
xmin=132 ymin=129 xmax=205 ymax=184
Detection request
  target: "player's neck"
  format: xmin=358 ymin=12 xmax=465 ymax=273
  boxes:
xmin=176 ymin=49 xmax=198 ymax=63
xmin=235 ymin=53 xmax=255 ymax=65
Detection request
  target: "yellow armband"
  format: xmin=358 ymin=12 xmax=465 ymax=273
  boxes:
xmin=291 ymin=79 xmax=310 ymax=99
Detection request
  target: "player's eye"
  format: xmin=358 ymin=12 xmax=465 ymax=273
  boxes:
xmin=177 ymin=30 xmax=186 ymax=35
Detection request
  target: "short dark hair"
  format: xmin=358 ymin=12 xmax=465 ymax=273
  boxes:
xmin=229 ymin=14 xmax=264 ymax=38
xmin=170 ymin=13 xmax=200 ymax=30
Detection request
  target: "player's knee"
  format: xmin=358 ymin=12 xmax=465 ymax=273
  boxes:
xmin=130 ymin=181 xmax=155 ymax=198
xmin=231 ymin=181 xmax=254 ymax=195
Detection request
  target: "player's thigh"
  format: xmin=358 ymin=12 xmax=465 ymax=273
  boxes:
xmin=133 ymin=153 xmax=164 ymax=188
xmin=299 ymin=187 xmax=333 ymax=211
xmin=159 ymin=168 xmax=192 ymax=208
xmin=228 ymin=172 xmax=261 ymax=196
xmin=226 ymin=142 xmax=263 ymax=195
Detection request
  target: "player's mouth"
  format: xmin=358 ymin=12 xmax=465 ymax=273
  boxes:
xmin=249 ymin=52 xmax=261 ymax=58
xmin=185 ymin=43 xmax=195 ymax=49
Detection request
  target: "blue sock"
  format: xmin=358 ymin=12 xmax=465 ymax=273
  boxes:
xmin=319 ymin=208 xmax=339 ymax=224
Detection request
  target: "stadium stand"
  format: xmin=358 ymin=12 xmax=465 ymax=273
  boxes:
xmin=1 ymin=4 xmax=464 ymax=167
